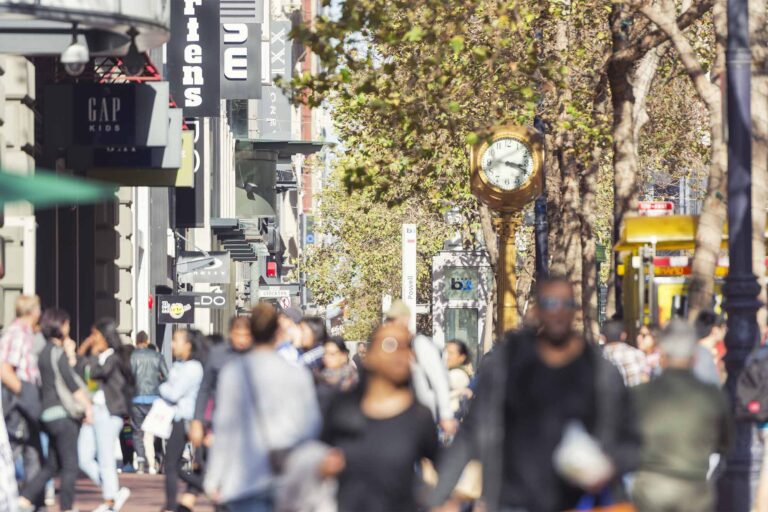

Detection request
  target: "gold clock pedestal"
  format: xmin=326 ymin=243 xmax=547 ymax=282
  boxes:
xmin=495 ymin=213 xmax=521 ymax=339
xmin=469 ymin=124 xmax=544 ymax=339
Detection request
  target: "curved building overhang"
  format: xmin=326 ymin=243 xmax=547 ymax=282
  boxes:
xmin=0 ymin=0 xmax=170 ymax=55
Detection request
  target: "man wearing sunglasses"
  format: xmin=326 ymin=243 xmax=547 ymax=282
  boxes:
xmin=430 ymin=276 xmax=640 ymax=512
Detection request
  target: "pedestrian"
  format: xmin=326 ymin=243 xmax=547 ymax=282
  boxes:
xmin=129 ymin=331 xmax=168 ymax=474
xmin=205 ymin=303 xmax=321 ymax=512
xmin=631 ymin=320 xmax=731 ymax=512
xmin=0 ymin=397 xmax=16 ymax=512
xmin=159 ymin=329 xmax=205 ymax=512
xmin=299 ymin=316 xmax=328 ymax=370
xmin=636 ymin=324 xmax=661 ymax=380
xmin=188 ymin=316 xmax=254 ymax=449
xmin=694 ymin=310 xmax=726 ymax=385
xmin=276 ymin=307 xmax=303 ymax=364
xmin=318 ymin=323 xmax=438 ymax=512
xmin=316 ymin=336 xmax=359 ymax=414
xmin=430 ymin=276 xmax=640 ymax=512
xmin=77 ymin=318 xmax=133 ymax=512
xmin=0 ymin=295 xmax=43 ymax=500
xmin=352 ymin=341 xmax=366 ymax=369
xmin=601 ymin=320 xmax=648 ymax=387
xmin=17 ymin=309 xmax=92 ymax=512
xmin=385 ymin=300 xmax=457 ymax=436
xmin=445 ymin=339 xmax=473 ymax=418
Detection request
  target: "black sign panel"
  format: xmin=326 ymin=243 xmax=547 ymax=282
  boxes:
xmin=183 ymin=292 xmax=228 ymax=309
xmin=167 ymin=0 xmax=220 ymax=117
xmin=157 ymin=295 xmax=195 ymax=324
xmin=44 ymin=83 xmax=170 ymax=148
xmin=174 ymin=118 xmax=205 ymax=227
xmin=220 ymin=21 xmax=262 ymax=99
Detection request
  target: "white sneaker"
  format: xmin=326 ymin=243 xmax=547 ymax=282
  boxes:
xmin=91 ymin=505 xmax=110 ymax=512
xmin=113 ymin=487 xmax=131 ymax=511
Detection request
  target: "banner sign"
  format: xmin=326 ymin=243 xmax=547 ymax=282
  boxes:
xmin=402 ymin=224 xmax=417 ymax=332
xmin=257 ymin=20 xmax=292 ymax=139
xmin=220 ymin=0 xmax=263 ymax=99
xmin=182 ymin=292 xmax=228 ymax=309
xmin=45 ymin=83 xmax=169 ymax=148
xmin=157 ymin=295 xmax=195 ymax=324
xmin=168 ymin=0 xmax=221 ymax=117
xmin=175 ymin=118 xmax=205 ymax=227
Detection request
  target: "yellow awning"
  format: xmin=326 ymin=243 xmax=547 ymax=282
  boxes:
xmin=615 ymin=215 xmax=729 ymax=252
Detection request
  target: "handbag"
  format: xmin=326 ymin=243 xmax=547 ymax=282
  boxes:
xmin=50 ymin=346 xmax=88 ymax=420
xmin=141 ymin=399 xmax=176 ymax=440
xmin=240 ymin=357 xmax=292 ymax=474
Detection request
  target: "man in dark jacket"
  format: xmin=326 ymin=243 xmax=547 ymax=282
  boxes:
xmin=430 ymin=277 xmax=640 ymax=512
xmin=129 ymin=331 xmax=168 ymax=473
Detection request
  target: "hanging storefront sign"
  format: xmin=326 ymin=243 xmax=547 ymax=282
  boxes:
xmin=257 ymin=20 xmax=292 ymax=139
xmin=177 ymin=251 xmax=231 ymax=284
xmin=157 ymin=295 xmax=195 ymax=324
xmin=220 ymin=0 xmax=263 ymax=99
xmin=182 ymin=292 xmax=228 ymax=309
xmin=85 ymin=130 xmax=194 ymax=187
xmin=175 ymin=118 xmax=205 ymax=227
xmin=167 ymin=0 xmax=220 ymax=117
xmin=68 ymin=108 xmax=183 ymax=169
xmin=44 ymin=82 xmax=170 ymax=148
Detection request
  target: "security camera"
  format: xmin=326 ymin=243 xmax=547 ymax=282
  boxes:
xmin=123 ymin=27 xmax=144 ymax=76
xmin=61 ymin=41 xmax=89 ymax=76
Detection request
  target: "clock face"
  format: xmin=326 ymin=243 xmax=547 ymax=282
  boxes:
xmin=480 ymin=137 xmax=534 ymax=191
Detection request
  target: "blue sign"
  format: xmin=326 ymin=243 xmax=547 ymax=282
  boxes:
xmin=306 ymin=233 xmax=315 ymax=244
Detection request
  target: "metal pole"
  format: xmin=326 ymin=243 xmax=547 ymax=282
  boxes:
xmin=534 ymin=196 xmax=549 ymax=279
xmin=718 ymin=0 xmax=762 ymax=509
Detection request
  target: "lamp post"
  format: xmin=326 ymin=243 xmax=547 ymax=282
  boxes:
xmin=717 ymin=0 xmax=762 ymax=509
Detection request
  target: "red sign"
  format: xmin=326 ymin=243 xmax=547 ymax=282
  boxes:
xmin=638 ymin=201 xmax=674 ymax=216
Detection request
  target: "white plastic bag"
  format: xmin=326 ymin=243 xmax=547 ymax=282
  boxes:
xmin=553 ymin=420 xmax=614 ymax=489
xmin=141 ymin=399 xmax=176 ymax=440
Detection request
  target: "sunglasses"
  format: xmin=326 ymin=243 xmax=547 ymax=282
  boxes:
xmin=538 ymin=297 xmax=577 ymax=311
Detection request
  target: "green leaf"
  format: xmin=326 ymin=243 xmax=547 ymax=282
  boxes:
xmin=449 ymin=101 xmax=460 ymax=113
xmin=466 ymin=132 xmax=479 ymax=145
xmin=403 ymin=26 xmax=425 ymax=42
xmin=449 ymin=35 xmax=465 ymax=54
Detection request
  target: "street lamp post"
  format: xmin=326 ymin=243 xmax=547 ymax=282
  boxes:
xmin=717 ymin=0 xmax=763 ymax=509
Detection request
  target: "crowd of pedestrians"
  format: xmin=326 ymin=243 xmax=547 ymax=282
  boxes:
xmin=0 ymin=275 xmax=759 ymax=511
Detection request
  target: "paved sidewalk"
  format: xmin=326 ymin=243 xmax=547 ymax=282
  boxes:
xmin=69 ymin=473 xmax=214 ymax=511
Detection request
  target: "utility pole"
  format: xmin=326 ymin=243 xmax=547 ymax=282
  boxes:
xmin=718 ymin=0 xmax=763 ymax=509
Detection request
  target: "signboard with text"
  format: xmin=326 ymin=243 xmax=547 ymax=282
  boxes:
xmin=177 ymin=251 xmax=231 ymax=284
xmin=402 ymin=224 xmax=417 ymax=332
xmin=257 ymin=20 xmax=292 ymax=139
xmin=183 ymin=292 xmax=228 ymax=309
xmin=167 ymin=0 xmax=220 ymax=117
xmin=157 ymin=295 xmax=195 ymax=324
xmin=220 ymin=0 xmax=263 ymax=99
xmin=638 ymin=201 xmax=675 ymax=217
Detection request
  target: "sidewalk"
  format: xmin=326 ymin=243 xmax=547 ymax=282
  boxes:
xmin=71 ymin=473 xmax=214 ymax=511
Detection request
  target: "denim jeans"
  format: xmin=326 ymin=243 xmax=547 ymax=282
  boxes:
xmin=226 ymin=492 xmax=273 ymax=512
xmin=78 ymin=403 xmax=123 ymax=501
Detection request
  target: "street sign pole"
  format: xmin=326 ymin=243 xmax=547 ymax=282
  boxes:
xmin=718 ymin=0 xmax=763 ymax=509
xmin=402 ymin=224 xmax=417 ymax=332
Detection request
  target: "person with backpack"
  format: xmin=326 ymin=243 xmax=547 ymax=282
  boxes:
xmin=631 ymin=320 xmax=731 ymax=512
xmin=17 ymin=309 xmax=92 ymax=512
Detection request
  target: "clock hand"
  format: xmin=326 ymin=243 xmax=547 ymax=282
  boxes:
xmin=504 ymin=161 xmax=526 ymax=173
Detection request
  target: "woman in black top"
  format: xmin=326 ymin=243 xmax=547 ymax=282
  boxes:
xmin=17 ymin=309 xmax=92 ymax=512
xmin=319 ymin=324 xmax=438 ymax=512
xmin=77 ymin=318 xmax=135 ymax=511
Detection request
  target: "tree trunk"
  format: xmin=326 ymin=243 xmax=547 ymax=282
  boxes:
xmin=479 ymin=203 xmax=499 ymax=350
xmin=751 ymin=0 xmax=768 ymax=331
xmin=581 ymin=161 xmax=600 ymax=343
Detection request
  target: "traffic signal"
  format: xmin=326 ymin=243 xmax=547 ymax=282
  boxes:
xmin=266 ymin=261 xmax=277 ymax=278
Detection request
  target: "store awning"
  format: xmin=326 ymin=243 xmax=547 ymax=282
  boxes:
xmin=614 ymin=214 xmax=768 ymax=252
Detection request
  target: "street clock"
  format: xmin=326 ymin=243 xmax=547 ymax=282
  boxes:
xmin=470 ymin=125 xmax=544 ymax=212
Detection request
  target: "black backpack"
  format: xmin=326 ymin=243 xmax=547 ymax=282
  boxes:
xmin=735 ymin=345 xmax=768 ymax=422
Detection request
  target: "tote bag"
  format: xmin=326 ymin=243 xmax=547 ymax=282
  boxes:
xmin=141 ymin=399 xmax=176 ymax=440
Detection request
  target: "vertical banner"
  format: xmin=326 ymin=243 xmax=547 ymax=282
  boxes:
xmin=167 ymin=0 xmax=220 ymax=117
xmin=220 ymin=0 xmax=263 ymax=99
xmin=174 ymin=118 xmax=205 ymax=227
xmin=402 ymin=224 xmax=417 ymax=333
xmin=258 ymin=20 xmax=293 ymax=139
